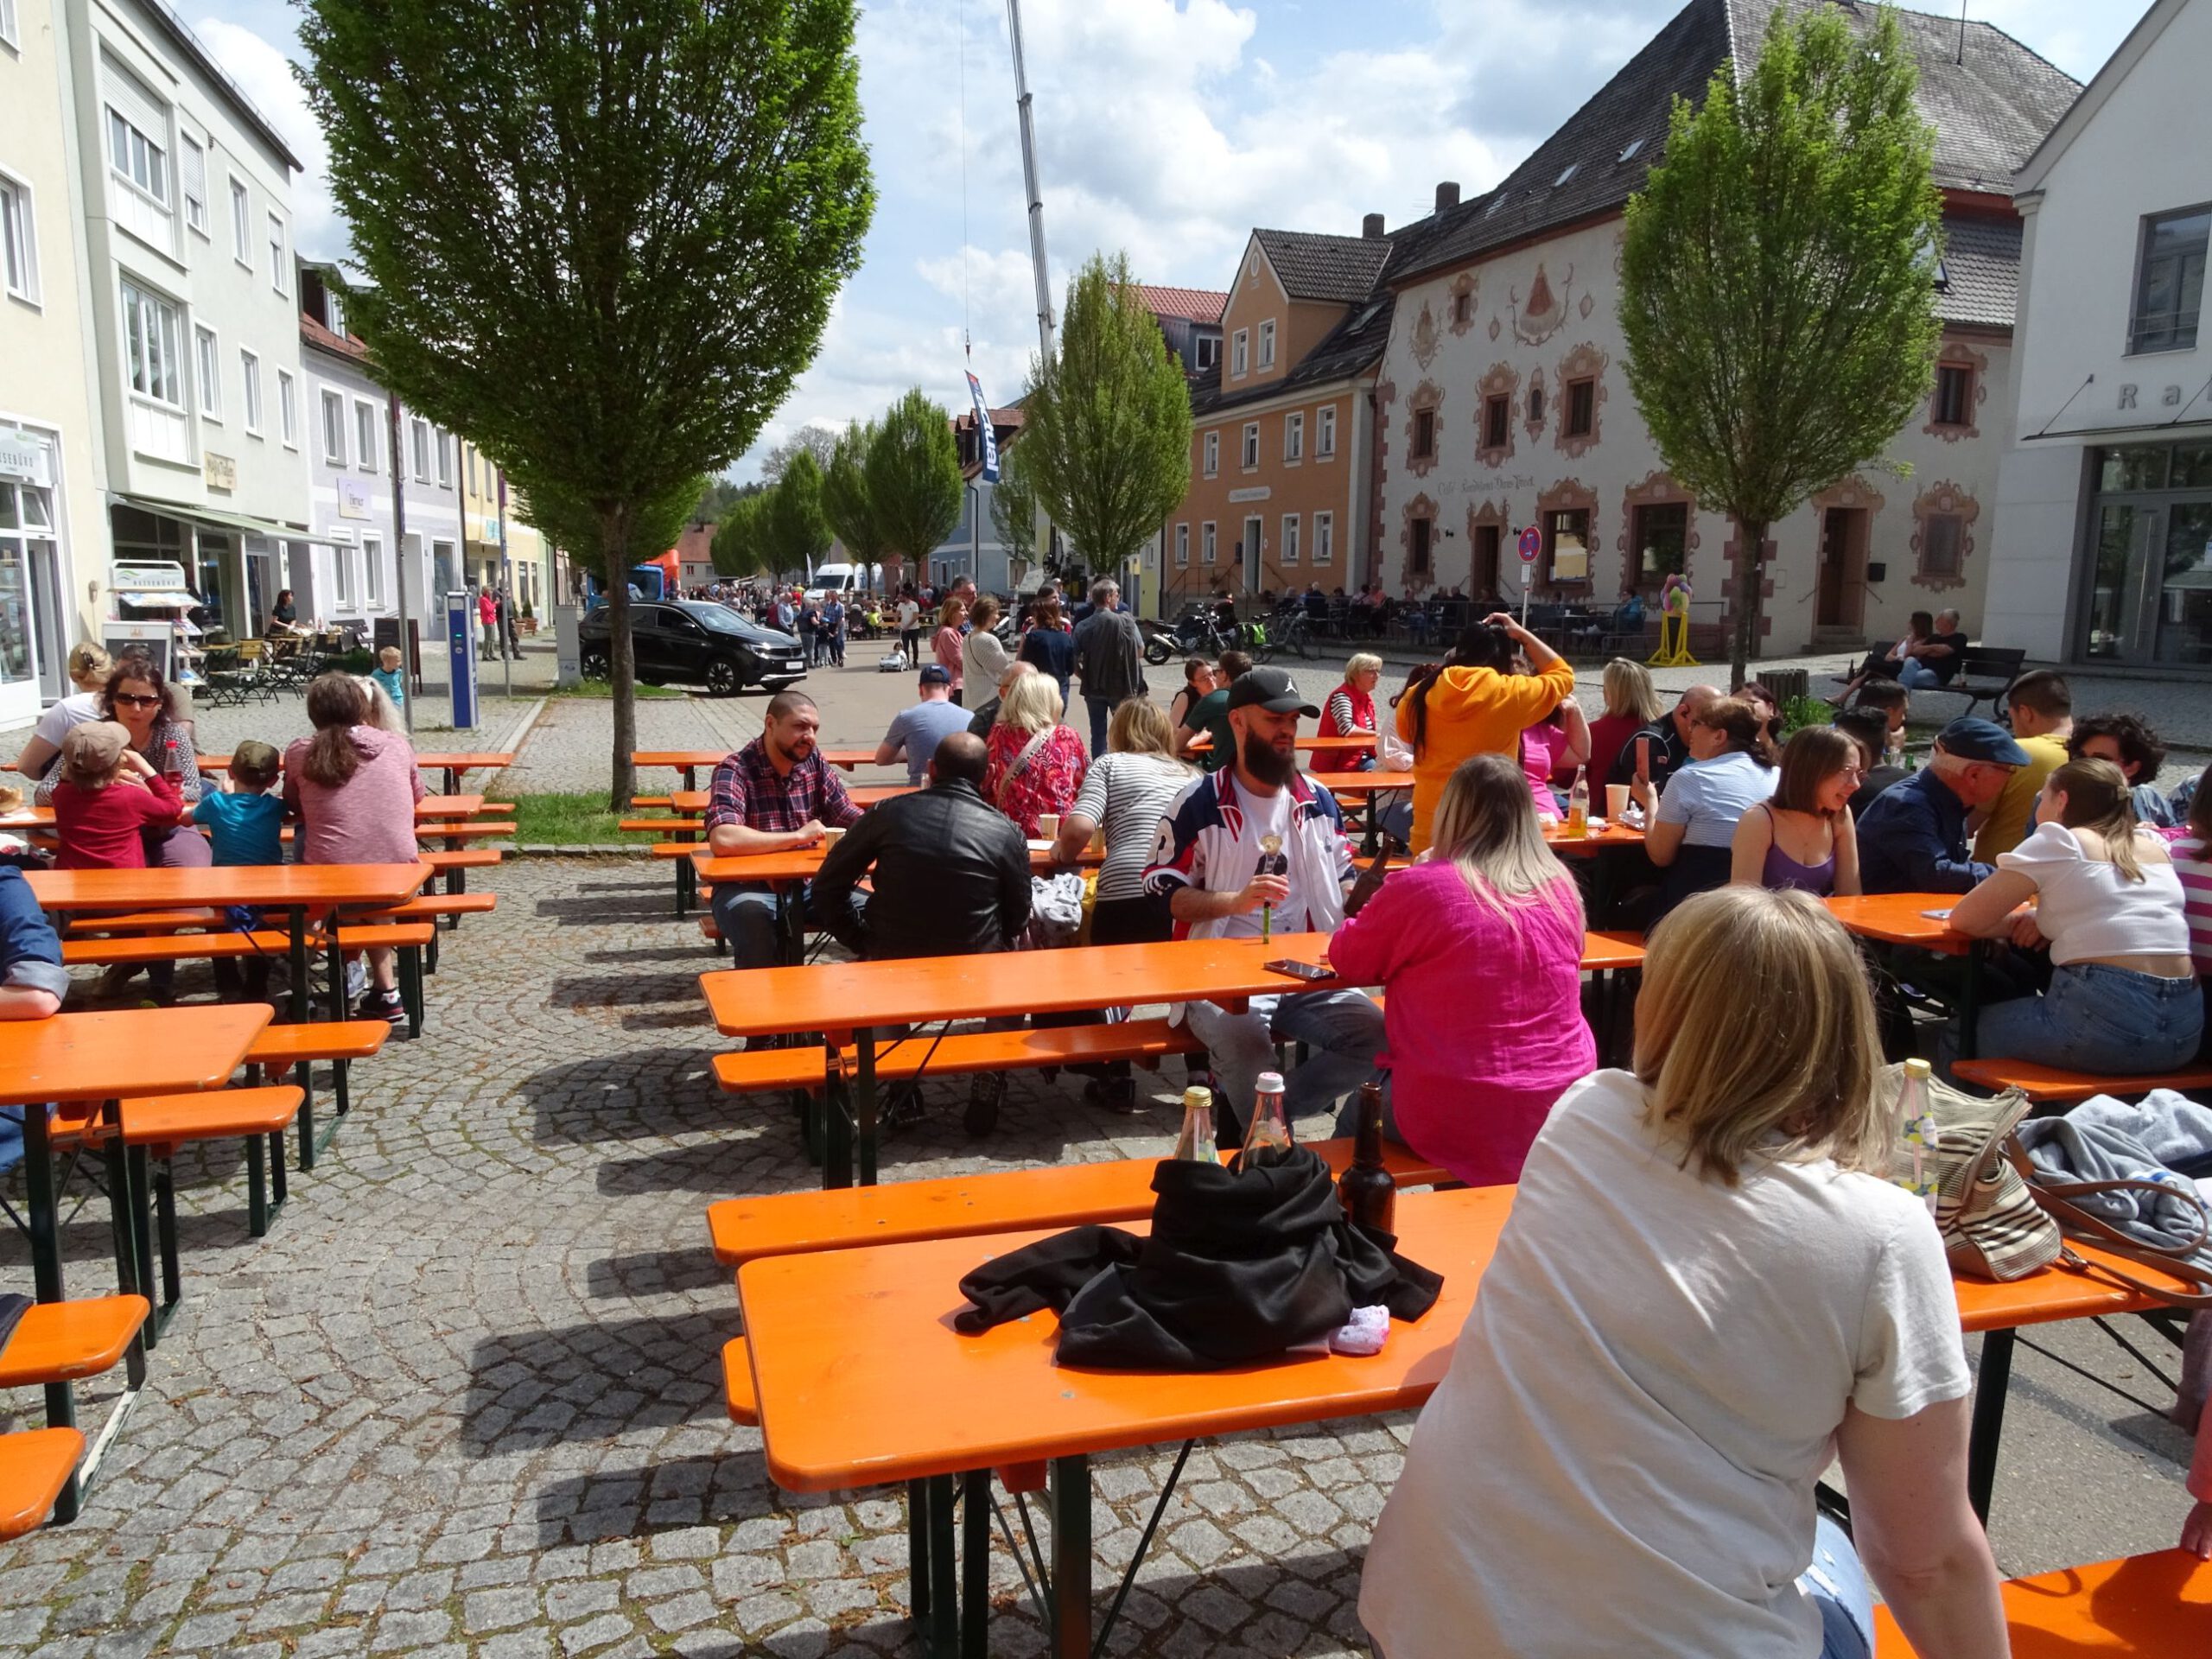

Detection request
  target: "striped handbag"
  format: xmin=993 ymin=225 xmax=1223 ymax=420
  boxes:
xmin=1882 ymin=1064 xmax=2058 ymax=1281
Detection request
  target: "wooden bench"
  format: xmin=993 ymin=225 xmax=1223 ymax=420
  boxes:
xmin=59 ymin=922 xmax=434 ymax=1033
xmin=242 ymin=1020 xmax=391 ymax=1167
xmin=707 ymin=1135 xmax=1454 ymax=1267
xmin=415 ymin=821 xmax=517 ymax=842
xmin=0 ymin=1430 xmax=87 ymax=1541
xmin=1950 ymin=1057 xmax=2212 ymax=1105
xmin=713 ymin=1017 xmax=1207 ymax=1096
xmin=419 ymin=847 xmax=500 ymax=914
xmin=1872 ymin=1548 xmax=2210 ymax=1654
xmin=0 ymin=1294 xmax=151 ymax=1389
xmin=358 ymin=892 xmax=498 ymax=972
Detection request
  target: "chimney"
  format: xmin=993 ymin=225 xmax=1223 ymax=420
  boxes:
xmin=1435 ymin=181 xmax=1461 ymax=213
xmin=1362 ymin=212 xmax=1385 ymax=240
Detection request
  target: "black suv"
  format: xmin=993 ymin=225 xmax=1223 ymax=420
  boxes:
xmin=579 ymin=601 xmax=807 ymax=695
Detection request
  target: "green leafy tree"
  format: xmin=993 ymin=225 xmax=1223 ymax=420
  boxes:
xmin=764 ymin=450 xmax=832 ymax=581
xmin=821 ymin=419 xmax=889 ymax=581
xmin=988 ymin=441 xmax=1040 ymax=586
xmin=865 ymin=389 xmax=963 ymax=583
xmin=694 ymin=476 xmax=747 ymax=523
xmin=1018 ymin=251 xmax=1192 ymax=588
xmin=299 ymin=0 xmax=873 ymax=804
xmin=710 ymin=491 xmax=768 ymax=581
xmin=1619 ymin=4 xmax=1942 ymax=686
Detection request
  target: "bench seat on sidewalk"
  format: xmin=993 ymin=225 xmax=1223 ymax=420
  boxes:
xmin=1949 ymin=1057 xmax=2212 ymax=1105
xmin=712 ymin=1018 xmax=1206 ymax=1096
xmin=0 ymin=1295 xmax=151 ymax=1388
xmin=706 ymin=1135 xmax=1452 ymax=1266
xmin=0 ymin=1430 xmax=87 ymax=1541
xmin=1872 ymin=1548 xmax=2210 ymax=1654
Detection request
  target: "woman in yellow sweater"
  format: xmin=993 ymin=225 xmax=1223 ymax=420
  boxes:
xmin=1395 ymin=613 xmax=1577 ymax=852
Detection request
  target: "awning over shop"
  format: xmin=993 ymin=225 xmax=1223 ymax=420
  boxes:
xmin=2021 ymin=416 xmax=2212 ymax=444
xmin=111 ymin=492 xmax=334 ymax=545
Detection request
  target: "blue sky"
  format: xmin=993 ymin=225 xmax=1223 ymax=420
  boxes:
xmin=194 ymin=0 xmax=2152 ymax=479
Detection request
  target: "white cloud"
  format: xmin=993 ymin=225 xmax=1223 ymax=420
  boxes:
xmin=191 ymin=16 xmax=345 ymax=260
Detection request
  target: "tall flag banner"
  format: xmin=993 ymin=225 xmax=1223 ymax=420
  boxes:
xmin=965 ymin=371 xmax=1001 ymax=482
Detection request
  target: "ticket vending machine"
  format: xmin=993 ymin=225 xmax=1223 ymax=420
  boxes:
xmin=445 ymin=590 xmax=479 ymax=730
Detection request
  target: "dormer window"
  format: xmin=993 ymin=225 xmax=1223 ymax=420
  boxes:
xmin=326 ymin=289 xmax=346 ymax=336
xmin=1554 ymin=164 xmax=1579 ymax=187
xmin=1618 ymin=139 xmax=1645 ymax=164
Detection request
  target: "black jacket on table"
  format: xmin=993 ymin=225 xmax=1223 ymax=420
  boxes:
xmin=808 ymin=777 xmax=1033 ymax=961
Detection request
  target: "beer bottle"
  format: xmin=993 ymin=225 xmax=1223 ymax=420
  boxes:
xmin=1255 ymin=833 xmax=1288 ymax=942
xmin=1565 ymin=766 xmax=1590 ymax=839
xmin=1338 ymin=1081 xmax=1395 ymax=1233
xmin=1169 ymin=1086 xmax=1216 ymax=1162
xmin=1240 ymin=1070 xmax=1294 ymax=1160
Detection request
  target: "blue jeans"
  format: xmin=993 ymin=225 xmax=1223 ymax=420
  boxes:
xmin=1085 ymin=694 xmax=1114 ymax=756
xmin=1802 ymin=1515 xmax=1873 ymax=1659
xmin=709 ymin=882 xmax=785 ymax=971
xmin=1897 ymin=658 xmax=1942 ymax=690
xmin=1185 ymin=987 xmax=1383 ymax=1136
xmin=1944 ymin=961 xmax=2204 ymax=1077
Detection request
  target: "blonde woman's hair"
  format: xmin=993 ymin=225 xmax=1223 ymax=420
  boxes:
xmin=939 ymin=597 xmax=965 ymax=627
xmin=1603 ymin=657 xmax=1662 ymax=722
xmin=995 ymin=666 xmax=1064 ymax=734
xmin=971 ymin=595 xmax=1001 ymax=631
xmin=67 ymin=644 xmax=113 ymax=690
xmin=1427 ymin=753 xmax=1581 ymax=931
xmin=354 ymin=676 xmax=405 ymax=734
xmin=1109 ymin=696 xmax=1180 ymax=760
xmin=1345 ymin=652 xmax=1384 ymax=680
xmin=2045 ymin=757 xmax=2145 ymax=882
xmin=1634 ymin=887 xmax=1889 ymax=1186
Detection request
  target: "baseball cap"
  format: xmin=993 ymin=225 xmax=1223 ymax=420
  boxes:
xmin=60 ymin=720 xmax=129 ymax=783
xmin=918 ymin=664 xmax=951 ymax=686
xmin=1935 ymin=716 xmax=2030 ymax=767
xmin=1225 ymin=665 xmax=1320 ymax=717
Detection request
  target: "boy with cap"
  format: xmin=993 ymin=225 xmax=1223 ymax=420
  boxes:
xmin=874 ymin=664 xmax=971 ymax=785
xmin=50 ymin=721 xmax=183 ymax=871
xmin=1857 ymin=716 xmax=2027 ymax=894
xmin=1144 ymin=666 xmax=1388 ymax=1138
xmin=194 ymin=741 xmax=287 ymax=1000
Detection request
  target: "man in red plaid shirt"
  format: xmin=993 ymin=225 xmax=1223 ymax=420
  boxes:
xmin=706 ymin=690 xmax=863 ymax=970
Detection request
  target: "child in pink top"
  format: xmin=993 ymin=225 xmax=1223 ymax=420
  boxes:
xmin=1327 ymin=752 xmax=1594 ymax=1185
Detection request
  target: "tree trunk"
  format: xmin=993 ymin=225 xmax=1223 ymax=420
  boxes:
xmin=601 ymin=505 xmax=638 ymax=810
xmin=1730 ymin=516 xmax=1766 ymax=692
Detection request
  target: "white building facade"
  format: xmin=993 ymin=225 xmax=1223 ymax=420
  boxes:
xmin=60 ymin=0 xmax=315 ymax=645
xmin=0 ymin=0 xmax=112 ymax=724
xmin=1988 ymin=0 xmax=2212 ymax=671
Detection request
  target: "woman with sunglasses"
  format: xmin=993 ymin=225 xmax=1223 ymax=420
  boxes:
xmin=35 ymin=655 xmax=207 ymax=861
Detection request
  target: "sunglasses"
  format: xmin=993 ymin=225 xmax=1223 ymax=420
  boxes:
xmin=111 ymin=692 xmax=162 ymax=709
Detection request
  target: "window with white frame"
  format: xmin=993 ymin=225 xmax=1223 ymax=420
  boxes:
xmin=332 ymin=536 xmax=355 ymax=607
xmin=267 ymin=213 xmax=287 ymax=296
xmin=120 ymin=277 xmax=183 ymax=407
xmin=1241 ymin=423 xmax=1259 ymax=469
xmin=1202 ymin=521 xmax=1217 ymax=564
xmin=363 ymin=532 xmax=385 ymax=607
xmin=228 ymin=176 xmax=250 ymax=264
xmin=435 ymin=429 xmax=451 ymax=487
xmin=1258 ymin=319 xmax=1276 ymax=369
xmin=1174 ymin=524 xmax=1189 ymax=566
xmin=1232 ymin=330 xmax=1249 ymax=377
xmin=194 ymin=324 xmax=219 ymax=418
xmin=0 ymin=0 xmax=18 ymax=48
xmin=320 ymin=389 xmax=346 ymax=465
xmin=326 ymin=289 xmax=346 ymax=336
xmin=180 ymin=137 xmax=207 ymax=235
xmin=355 ymin=400 xmax=378 ymax=474
xmin=239 ymin=349 xmax=261 ymax=434
xmin=1284 ymin=411 xmax=1304 ymax=463
xmin=1281 ymin=513 xmax=1300 ymax=565
xmin=0 ymin=175 xmax=38 ymax=303
xmin=277 ymin=370 xmax=296 ymax=447
xmin=412 ymin=418 xmax=430 ymax=480
xmin=106 ymin=107 xmax=168 ymax=205
xmin=1202 ymin=431 xmax=1218 ymax=477
xmin=1313 ymin=512 xmax=1333 ymax=564
xmin=1317 ymin=405 xmax=1337 ymax=459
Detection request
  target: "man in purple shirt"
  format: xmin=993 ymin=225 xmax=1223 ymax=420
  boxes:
xmin=706 ymin=690 xmax=863 ymax=969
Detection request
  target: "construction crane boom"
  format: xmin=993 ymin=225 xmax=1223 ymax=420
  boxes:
xmin=1007 ymin=0 xmax=1054 ymax=363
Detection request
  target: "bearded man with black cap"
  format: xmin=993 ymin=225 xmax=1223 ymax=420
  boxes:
xmin=1143 ymin=666 xmax=1388 ymax=1138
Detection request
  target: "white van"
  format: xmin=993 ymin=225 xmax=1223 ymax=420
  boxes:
xmin=804 ymin=562 xmax=877 ymax=601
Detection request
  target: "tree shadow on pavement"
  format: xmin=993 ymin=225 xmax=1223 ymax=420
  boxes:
xmin=461 ymin=1310 xmax=732 ymax=1455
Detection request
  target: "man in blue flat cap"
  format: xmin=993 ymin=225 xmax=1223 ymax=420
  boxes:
xmin=1858 ymin=717 xmax=2028 ymax=895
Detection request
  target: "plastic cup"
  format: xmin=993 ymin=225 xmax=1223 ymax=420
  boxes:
xmin=1606 ymin=783 xmax=1630 ymax=820
xmin=820 ymin=827 xmax=844 ymax=847
xmin=1038 ymin=813 xmax=1060 ymax=839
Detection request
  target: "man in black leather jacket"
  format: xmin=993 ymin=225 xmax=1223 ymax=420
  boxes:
xmin=809 ymin=731 xmax=1031 ymax=963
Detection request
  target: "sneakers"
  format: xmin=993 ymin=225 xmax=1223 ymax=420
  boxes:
xmin=356 ymin=986 xmax=406 ymax=1026
xmin=963 ymin=1071 xmax=1007 ymax=1137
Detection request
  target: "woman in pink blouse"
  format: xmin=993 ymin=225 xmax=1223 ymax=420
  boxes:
xmin=283 ymin=674 xmax=426 ymax=1024
xmin=932 ymin=599 xmax=968 ymax=704
xmin=1328 ymin=751 xmax=1594 ymax=1185
xmin=982 ymin=669 xmax=1088 ymax=839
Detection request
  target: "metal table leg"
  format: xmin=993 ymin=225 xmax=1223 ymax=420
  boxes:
xmin=908 ymin=1478 xmax=931 ymax=1628
xmin=855 ymin=1036 xmax=880 ymax=1188
xmin=1049 ymin=1454 xmax=1090 ymax=1659
xmin=961 ymin=1469 xmax=990 ymax=1659
xmin=823 ymin=1032 xmax=860 ymax=1191
xmin=927 ymin=1474 xmax=957 ymax=1658
xmin=1960 ymin=942 xmax=1986 ymax=1062
xmin=1966 ymin=1327 xmax=2014 ymax=1522
xmin=287 ymin=907 xmax=310 ymax=1025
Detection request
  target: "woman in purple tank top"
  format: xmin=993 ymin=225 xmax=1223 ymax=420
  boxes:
xmin=1730 ymin=726 xmax=1862 ymax=898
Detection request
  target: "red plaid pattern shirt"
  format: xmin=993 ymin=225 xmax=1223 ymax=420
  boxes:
xmin=704 ymin=739 xmax=863 ymax=836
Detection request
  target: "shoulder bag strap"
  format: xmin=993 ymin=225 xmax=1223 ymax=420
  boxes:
xmin=2005 ymin=1141 xmax=2212 ymax=1309
xmin=996 ymin=728 xmax=1053 ymax=808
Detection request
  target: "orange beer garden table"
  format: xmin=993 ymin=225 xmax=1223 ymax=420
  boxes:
xmin=28 ymin=862 xmax=428 ymax=1025
xmin=410 ymin=751 xmax=512 ymax=795
xmin=1823 ymin=893 xmax=1988 ymax=1058
xmin=670 ymin=785 xmax=914 ymax=815
xmin=730 ymin=1181 xmax=2186 ymax=1659
xmin=0 ymin=1004 xmax=270 ymax=1519
xmin=632 ymin=749 xmax=728 ymax=791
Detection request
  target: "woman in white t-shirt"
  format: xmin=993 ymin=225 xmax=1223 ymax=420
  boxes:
xmin=1636 ymin=696 xmax=1777 ymax=919
xmin=1360 ymin=887 xmax=2005 ymax=1659
xmin=10 ymin=644 xmax=114 ymax=783
xmin=1945 ymin=755 xmax=2201 ymax=1074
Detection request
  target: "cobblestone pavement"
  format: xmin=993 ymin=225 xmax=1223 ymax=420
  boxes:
xmin=0 ymin=851 xmax=2199 ymax=1658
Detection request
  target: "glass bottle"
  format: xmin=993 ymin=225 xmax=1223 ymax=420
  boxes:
xmin=1255 ymin=833 xmax=1288 ymax=943
xmin=1895 ymin=1058 xmax=1940 ymax=1218
xmin=1240 ymin=1069 xmax=1295 ymax=1160
xmin=1169 ymin=1086 xmax=1215 ymax=1162
xmin=1565 ymin=765 xmax=1590 ymax=838
xmin=1337 ymin=1081 xmax=1395 ymax=1233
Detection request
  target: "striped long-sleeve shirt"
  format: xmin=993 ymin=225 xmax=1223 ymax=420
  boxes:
xmin=2174 ymin=835 xmax=2212 ymax=976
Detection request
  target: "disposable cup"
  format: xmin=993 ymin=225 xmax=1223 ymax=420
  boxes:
xmin=1605 ymin=783 xmax=1630 ymax=820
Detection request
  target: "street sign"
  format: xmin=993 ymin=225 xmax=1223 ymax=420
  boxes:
xmin=1516 ymin=525 xmax=1542 ymax=563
